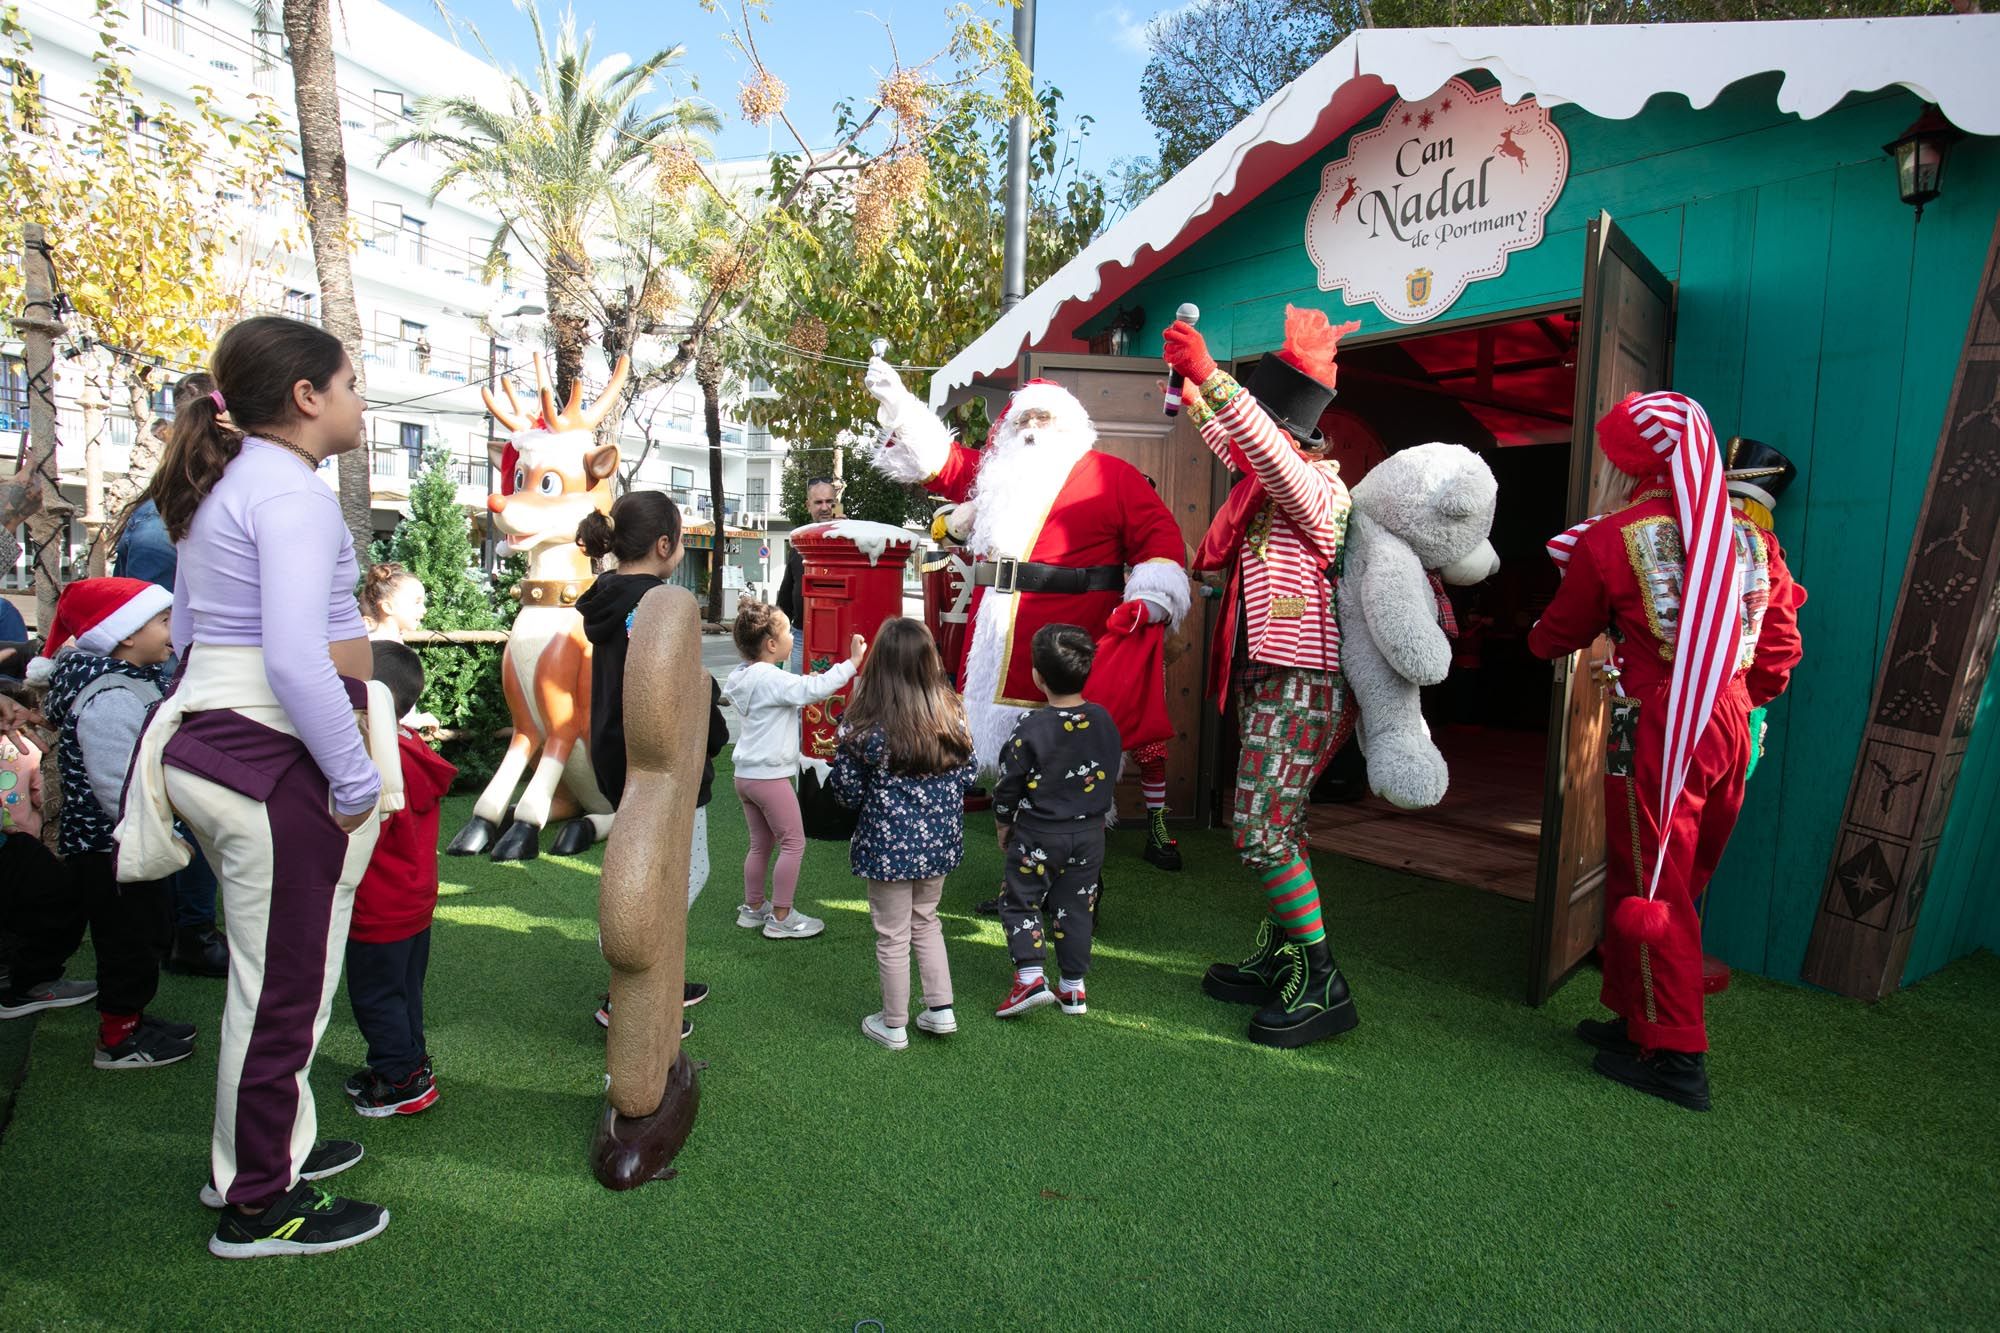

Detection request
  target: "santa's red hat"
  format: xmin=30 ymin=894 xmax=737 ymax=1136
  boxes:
xmin=995 ymin=379 xmax=1090 ymax=435
xmin=25 ymin=577 xmax=174 ymax=684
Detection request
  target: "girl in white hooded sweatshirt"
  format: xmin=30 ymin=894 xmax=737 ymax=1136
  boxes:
xmin=721 ymin=600 xmax=866 ymax=940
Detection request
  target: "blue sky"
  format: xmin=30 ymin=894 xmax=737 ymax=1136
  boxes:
xmin=383 ymin=0 xmax=1175 ymax=176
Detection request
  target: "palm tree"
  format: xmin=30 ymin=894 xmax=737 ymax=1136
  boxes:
xmin=382 ymin=1 xmax=718 ymax=405
xmin=255 ymin=0 xmax=374 ymax=557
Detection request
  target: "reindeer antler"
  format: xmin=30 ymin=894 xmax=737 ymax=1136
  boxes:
xmin=481 ymin=377 xmax=533 ymax=434
xmin=531 ymin=352 xmax=632 ymax=433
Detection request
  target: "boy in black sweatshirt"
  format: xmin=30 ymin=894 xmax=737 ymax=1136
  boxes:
xmin=992 ymin=624 xmax=1122 ymax=1020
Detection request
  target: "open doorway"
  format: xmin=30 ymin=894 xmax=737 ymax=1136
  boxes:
xmin=1296 ymin=310 xmax=1581 ymax=900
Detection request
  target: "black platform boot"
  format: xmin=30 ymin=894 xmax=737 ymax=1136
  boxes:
xmin=1140 ymin=809 xmax=1182 ymax=871
xmin=1201 ymin=918 xmax=1293 ymax=1005
xmin=1247 ymin=938 xmax=1358 ymax=1048
xmin=1592 ymin=1048 xmax=1711 ymax=1111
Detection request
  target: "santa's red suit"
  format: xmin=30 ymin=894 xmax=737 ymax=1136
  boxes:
xmin=864 ymin=366 xmax=1190 ymax=769
xmin=1530 ymin=392 xmax=1804 ymax=1093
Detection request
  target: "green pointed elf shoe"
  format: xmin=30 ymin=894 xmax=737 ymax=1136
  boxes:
xmin=1247 ymin=938 xmax=1359 ymax=1049
xmin=1202 ymin=918 xmax=1294 ymax=1005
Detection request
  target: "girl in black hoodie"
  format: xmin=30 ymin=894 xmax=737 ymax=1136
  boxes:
xmin=575 ymin=491 xmax=728 ymax=1024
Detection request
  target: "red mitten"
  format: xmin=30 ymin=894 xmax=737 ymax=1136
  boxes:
xmin=1161 ymin=321 xmax=1216 ymax=385
xmin=1106 ymin=600 xmax=1151 ymax=636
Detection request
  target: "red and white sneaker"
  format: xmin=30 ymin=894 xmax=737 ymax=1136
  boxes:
xmin=995 ymin=978 xmax=1055 ymax=1019
xmin=1055 ymin=984 xmax=1087 ymax=1015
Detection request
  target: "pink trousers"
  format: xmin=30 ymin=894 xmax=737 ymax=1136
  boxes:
xmin=735 ymin=776 xmax=804 ymax=912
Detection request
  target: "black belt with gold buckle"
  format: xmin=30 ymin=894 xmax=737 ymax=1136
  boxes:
xmin=970 ymin=558 xmax=1124 ymax=596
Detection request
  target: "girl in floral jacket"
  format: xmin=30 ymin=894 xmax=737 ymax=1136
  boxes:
xmin=830 ymin=618 xmax=978 ymax=1051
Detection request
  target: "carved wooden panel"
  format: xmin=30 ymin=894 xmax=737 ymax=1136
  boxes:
xmin=1804 ymin=214 xmax=2000 ymax=1000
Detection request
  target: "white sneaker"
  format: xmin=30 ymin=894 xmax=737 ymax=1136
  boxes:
xmin=915 ymin=1007 xmax=957 ymax=1035
xmin=736 ymin=903 xmax=771 ymax=929
xmin=762 ymin=910 xmax=825 ymax=940
xmin=861 ymin=1012 xmax=908 ymax=1051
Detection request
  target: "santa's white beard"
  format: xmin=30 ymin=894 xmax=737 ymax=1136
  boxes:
xmin=968 ymin=419 xmax=1093 ymax=559
xmin=960 ymin=416 xmax=1094 ymax=772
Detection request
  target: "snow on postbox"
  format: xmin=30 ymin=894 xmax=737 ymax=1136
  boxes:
xmin=788 ymin=520 xmax=919 ymax=839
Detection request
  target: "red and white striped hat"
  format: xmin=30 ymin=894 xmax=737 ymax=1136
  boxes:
xmin=1596 ymin=391 xmax=1744 ymax=940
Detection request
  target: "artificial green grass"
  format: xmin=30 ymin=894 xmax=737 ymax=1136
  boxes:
xmin=2 ymin=754 xmax=1997 ymax=1328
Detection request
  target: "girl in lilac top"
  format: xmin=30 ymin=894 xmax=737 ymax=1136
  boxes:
xmin=140 ymin=316 xmax=392 ymax=1259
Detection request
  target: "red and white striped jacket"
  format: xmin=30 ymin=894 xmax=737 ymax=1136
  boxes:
xmin=1190 ymin=371 xmax=1349 ymax=676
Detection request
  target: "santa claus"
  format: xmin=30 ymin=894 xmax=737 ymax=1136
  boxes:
xmin=862 ymin=359 xmax=1190 ymax=774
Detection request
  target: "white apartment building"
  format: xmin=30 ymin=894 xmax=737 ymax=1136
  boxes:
xmin=3 ymin=0 xmax=790 ymax=618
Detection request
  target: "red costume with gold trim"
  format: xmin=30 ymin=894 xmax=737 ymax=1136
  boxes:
xmin=1530 ymin=407 xmax=1805 ymax=1055
xmin=865 ymin=370 xmax=1190 ymax=771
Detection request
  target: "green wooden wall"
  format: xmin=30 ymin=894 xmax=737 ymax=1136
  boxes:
xmin=1086 ymin=74 xmax=2000 ymax=986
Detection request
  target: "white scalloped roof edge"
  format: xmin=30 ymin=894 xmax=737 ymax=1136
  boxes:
xmin=929 ymin=16 xmax=2000 ymax=405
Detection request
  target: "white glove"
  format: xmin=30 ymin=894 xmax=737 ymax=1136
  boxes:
xmin=865 ymin=356 xmax=918 ymax=432
xmin=944 ymin=502 xmax=976 ymax=542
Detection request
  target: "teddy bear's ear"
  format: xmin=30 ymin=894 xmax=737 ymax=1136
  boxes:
xmin=1434 ymin=469 xmax=1491 ymax=519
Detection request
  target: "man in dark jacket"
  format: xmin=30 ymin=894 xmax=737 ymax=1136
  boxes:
xmin=775 ymin=476 xmax=839 ymax=672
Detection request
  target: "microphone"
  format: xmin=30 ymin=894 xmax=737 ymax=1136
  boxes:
xmin=1163 ymin=302 xmax=1199 ymax=417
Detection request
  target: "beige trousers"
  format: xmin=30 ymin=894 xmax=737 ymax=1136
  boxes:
xmin=865 ymin=876 xmax=952 ymax=1026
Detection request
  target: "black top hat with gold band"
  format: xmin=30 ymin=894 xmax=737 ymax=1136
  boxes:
xmin=1723 ymin=437 xmax=1796 ymax=512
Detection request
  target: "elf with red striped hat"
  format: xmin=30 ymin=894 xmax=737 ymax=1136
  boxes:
xmin=1529 ymin=392 xmax=1805 ymax=1110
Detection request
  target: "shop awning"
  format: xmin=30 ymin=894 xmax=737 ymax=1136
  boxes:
xmin=929 ymin=16 xmax=2000 ymax=406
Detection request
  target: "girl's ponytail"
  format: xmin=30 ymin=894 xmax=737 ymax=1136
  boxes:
xmin=145 ymin=391 xmax=242 ymax=542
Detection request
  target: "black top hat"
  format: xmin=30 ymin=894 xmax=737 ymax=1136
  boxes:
xmin=1245 ymin=355 xmax=1334 ymax=448
xmin=1723 ymin=437 xmax=1796 ymax=507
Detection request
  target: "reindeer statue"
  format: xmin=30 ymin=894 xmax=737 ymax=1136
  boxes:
xmin=447 ymin=354 xmax=630 ymax=862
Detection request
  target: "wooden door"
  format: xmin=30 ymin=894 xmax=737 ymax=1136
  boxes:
xmin=1018 ymin=352 xmax=1221 ymax=823
xmin=1528 ymin=213 xmax=1676 ymax=1004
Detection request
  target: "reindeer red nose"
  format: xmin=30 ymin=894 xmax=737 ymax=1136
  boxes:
xmin=487 ymin=493 xmax=507 ymax=513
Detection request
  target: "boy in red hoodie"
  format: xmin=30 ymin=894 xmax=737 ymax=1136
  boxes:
xmin=342 ymin=642 xmax=457 ymax=1117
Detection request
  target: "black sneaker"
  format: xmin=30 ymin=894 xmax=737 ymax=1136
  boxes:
xmin=139 ymin=1013 xmax=197 ymax=1043
xmin=1575 ymin=1015 xmax=1639 ymax=1055
xmin=594 ymin=994 xmax=611 ymax=1029
xmin=342 ymin=1066 xmax=373 ymax=1101
xmin=682 ymin=1015 xmax=693 ymax=1040
xmin=683 ymin=981 xmax=709 ymax=1008
xmin=207 ymin=1181 xmax=388 ymax=1259
xmin=94 ymin=1020 xmax=195 ymax=1070
xmin=974 ymin=894 xmax=1002 ymax=916
xmin=1592 ymin=1048 xmax=1712 ymax=1112
xmin=348 ymin=1066 xmax=438 ymax=1118
xmin=201 ymin=1140 xmax=363 ymax=1208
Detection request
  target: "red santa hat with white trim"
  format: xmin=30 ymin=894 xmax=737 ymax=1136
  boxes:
xmin=24 ymin=576 xmax=174 ymax=685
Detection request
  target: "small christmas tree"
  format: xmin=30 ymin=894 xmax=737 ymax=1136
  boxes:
xmin=380 ymin=447 xmax=512 ymax=780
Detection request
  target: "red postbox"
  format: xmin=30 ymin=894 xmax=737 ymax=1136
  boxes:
xmin=788 ymin=520 xmax=919 ymax=839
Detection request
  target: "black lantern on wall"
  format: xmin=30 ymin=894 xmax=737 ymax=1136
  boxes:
xmin=1883 ymin=104 xmax=1963 ymax=223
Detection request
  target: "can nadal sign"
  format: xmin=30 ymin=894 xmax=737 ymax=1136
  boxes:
xmin=1307 ymin=79 xmax=1568 ymax=324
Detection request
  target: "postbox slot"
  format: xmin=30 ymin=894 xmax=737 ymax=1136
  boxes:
xmin=804 ymin=576 xmax=851 ymax=596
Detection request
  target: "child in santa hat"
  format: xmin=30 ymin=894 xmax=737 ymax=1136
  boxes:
xmin=7 ymin=577 xmax=197 ymax=1068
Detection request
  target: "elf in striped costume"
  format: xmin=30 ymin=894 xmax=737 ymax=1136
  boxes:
xmin=1531 ymin=392 xmax=1804 ymax=1111
xmin=1165 ymin=307 xmax=1362 ymax=1049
